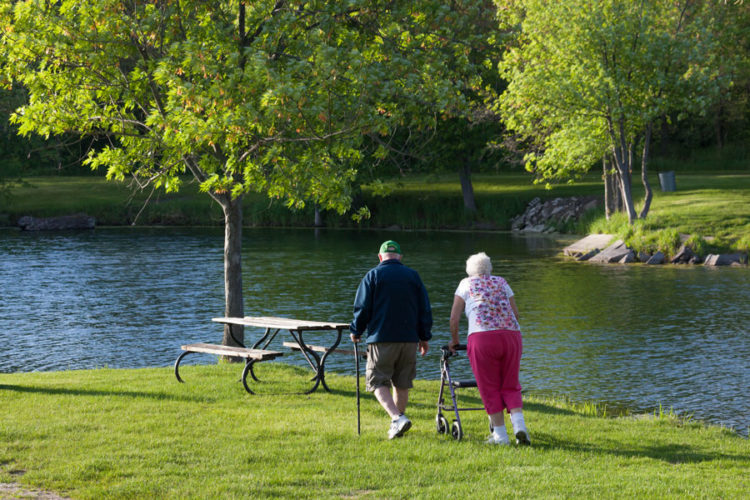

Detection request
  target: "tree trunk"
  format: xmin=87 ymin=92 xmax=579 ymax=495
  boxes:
xmin=458 ymin=159 xmax=477 ymax=213
xmin=314 ymin=204 xmax=324 ymax=227
xmin=638 ymin=123 xmax=653 ymax=219
xmin=615 ymin=169 xmax=624 ymax=213
xmin=221 ymin=195 xmax=245 ymax=348
xmin=610 ymin=120 xmax=637 ymax=224
xmin=603 ymin=156 xmax=618 ymax=219
xmin=614 ymin=158 xmax=636 ymax=224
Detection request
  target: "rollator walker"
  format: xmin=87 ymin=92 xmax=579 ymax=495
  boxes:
xmin=435 ymin=344 xmax=490 ymax=441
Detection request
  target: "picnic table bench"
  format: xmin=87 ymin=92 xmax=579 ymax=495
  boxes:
xmin=174 ymin=316 xmax=350 ymax=394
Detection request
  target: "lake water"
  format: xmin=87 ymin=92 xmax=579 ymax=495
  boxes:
xmin=1 ymin=227 xmax=747 ymax=436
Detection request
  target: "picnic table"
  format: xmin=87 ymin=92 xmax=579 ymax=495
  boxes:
xmin=174 ymin=316 xmax=351 ymax=394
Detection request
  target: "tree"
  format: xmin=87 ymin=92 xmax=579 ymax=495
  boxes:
xmin=497 ymin=0 xmax=731 ymax=223
xmin=361 ymin=1 xmax=508 ymax=217
xmin=1 ymin=0 xmax=490 ymax=345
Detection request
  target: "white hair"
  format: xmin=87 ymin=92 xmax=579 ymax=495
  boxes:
xmin=466 ymin=252 xmax=492 ymax=277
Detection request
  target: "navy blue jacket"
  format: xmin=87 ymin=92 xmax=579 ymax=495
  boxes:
xmin=350 ymin=259 xmax=432 ymax=343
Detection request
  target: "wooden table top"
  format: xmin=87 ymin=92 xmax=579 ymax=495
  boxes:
xmin=212 ymin=316 xmax=350 ymax=331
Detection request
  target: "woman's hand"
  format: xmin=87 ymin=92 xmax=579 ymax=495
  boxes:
xmin=449 ymin=295 xmax=465 ymax=354
xmin=448 ymin=338 xmax=460 ymax=353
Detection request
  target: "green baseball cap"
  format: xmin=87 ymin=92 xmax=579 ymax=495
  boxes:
xmin=379 ymin=240 xmax=402 ymax=255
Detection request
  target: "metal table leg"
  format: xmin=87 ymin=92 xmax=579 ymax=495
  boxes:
xmin=246 ymin=327 xmax=280 ymax=382
xmin=316 ymin=328 xmax=343 ymax=392
xmin=290 ymin=330 xmax=322 ymax=394
xmin=174 ymin=350 xmax=193 ymax=383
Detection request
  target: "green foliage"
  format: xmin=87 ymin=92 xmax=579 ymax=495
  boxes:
xmin=496 ymin=0 xmax=742 ymax=221
xmin=1 ymin=0 xmax=496 ymax=215
xmin=736 ymin=235 xmax=750 ymax=253
xmin=0 ymin=365 xmax=747 ymax=499
xmin=0 ymin=86 xmax=89 ymax=176
xmin=619 ymin=225 xmax=681 ymax=257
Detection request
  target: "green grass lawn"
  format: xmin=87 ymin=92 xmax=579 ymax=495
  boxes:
xmin=1 ymin=364 xmax=747 ymax=499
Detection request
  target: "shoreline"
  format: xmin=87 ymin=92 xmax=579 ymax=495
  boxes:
xmin=563 ymin=233 xmax=748 ymax=267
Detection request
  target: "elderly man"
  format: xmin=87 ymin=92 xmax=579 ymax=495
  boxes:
xmin=350 ymin=240 xmax=432 ymax=439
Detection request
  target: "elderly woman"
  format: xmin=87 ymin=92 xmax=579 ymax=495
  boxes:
xmin=449 ymin=252 xmax=530 ymax=445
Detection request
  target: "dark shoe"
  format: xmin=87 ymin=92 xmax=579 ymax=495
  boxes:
xmin=515 ymin=430 xmax=531 ymax=446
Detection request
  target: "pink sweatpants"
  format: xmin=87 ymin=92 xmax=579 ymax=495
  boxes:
xmin=466 ymin=329 xmax=523 ymax=415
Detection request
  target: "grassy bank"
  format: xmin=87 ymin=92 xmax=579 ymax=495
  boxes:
xmin=587 ymin=172 xmax=750 ymax=255
xmin=0 ymin=173 xmax=601 ymax=229
xmin=0 ymin=364 xmax=747 ymax=499
xmin=1 ymin=171 xmax=749 ymax=254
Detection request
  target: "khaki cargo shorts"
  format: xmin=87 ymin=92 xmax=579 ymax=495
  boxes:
xmin=365 ymin=342 xmax=418 ymax=392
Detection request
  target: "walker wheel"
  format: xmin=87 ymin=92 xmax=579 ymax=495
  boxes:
xmin=451 ymin=421 xmax=463 ymax=441
xmin=436 ymin=414 xmax=449 ymax=434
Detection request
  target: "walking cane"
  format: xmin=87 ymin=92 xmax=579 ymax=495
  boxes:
xmin=354 ymin=340 xmax=361 ymax=435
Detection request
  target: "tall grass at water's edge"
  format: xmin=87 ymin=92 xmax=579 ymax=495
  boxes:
xmin=0 ymin=364 xmax=748 ymax=499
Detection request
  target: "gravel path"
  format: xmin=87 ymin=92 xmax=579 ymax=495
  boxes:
xmin=0 ymin=482 xmax=70 ymax=499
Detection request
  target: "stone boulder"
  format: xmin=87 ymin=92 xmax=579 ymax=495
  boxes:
xmin=589 ymin=240 xmax=632 ymax=263
xmin=704 ymin=254 xmax=748 ymax=266
xmin=563 ymin=234 xmax=614 ymax=258
xmin=645 ymin=251 xmax=665 ymax=265
xmin=512 ymin=196 xmax=600 ymax=232
xmin=18 ymin=214 xmax=96 ymax=231
xmin=619 ymin=250 xmax=636 ymax=263
xmin=671 ymin=244 xmax=702 ymax=264
xmin=575 ymin=249 xmax=600 ymax=262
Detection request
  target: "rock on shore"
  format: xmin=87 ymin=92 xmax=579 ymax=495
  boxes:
xmin=563 ymin=235 xmax=748 ymax=267
xmin=512 ymin=196 xmax=600 ymax=233
xmin=18 ymin=214 xmax=96 ymax=231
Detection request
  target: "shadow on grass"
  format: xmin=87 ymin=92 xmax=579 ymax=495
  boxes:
xmin=521 ymin=400 xmax=579 ymax=417
xmin=328 ymin=386 xmax=580 ymax=418
xmin=0 ymin=383 xmax=207 ymax=403
xmin=528 ymin=430 xmax=748 ymax=464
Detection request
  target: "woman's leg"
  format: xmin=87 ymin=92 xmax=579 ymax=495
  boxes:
xmin=467 ymin=331 xmax=506 ymax=415
xmin=498 ymin=331 xmax=523 ymax=411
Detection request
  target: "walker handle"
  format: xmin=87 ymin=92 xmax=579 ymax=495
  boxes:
xmin=441 ymin=344 xmax=467 ymax=360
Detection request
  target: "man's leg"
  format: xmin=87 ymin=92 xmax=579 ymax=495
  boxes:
xmin=393 ymin=386 xmax=409 ymax=415
xmin=368 ymin=343 xmax=412 ymax=439
xmin=374 ymin=385 xmax=411 ymax=439
xmin=373 ymin=385 xmax=400 ymax=419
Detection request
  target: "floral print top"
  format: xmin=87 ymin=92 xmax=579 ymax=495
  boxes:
xmin=455 ymin=275 xmax=520 ymax=335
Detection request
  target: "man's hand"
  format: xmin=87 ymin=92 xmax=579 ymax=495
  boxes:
xmin=350 ymin=334 xmax=361 ymax=343
xmin=418 ymin=340 xmax=429 ymax=356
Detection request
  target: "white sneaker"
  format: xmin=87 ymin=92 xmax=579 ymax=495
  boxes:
xmin=388 ymin=415 xmax=412 ymax=439
xmin=486 ymin=433 xmax=510 ymax=445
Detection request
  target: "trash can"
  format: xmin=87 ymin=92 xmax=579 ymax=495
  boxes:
xmin=658 ymin=171 xmax=676 ymax=192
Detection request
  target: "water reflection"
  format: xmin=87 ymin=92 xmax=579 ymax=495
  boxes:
xmin=0 ymin=227 xmax=747 ymax=436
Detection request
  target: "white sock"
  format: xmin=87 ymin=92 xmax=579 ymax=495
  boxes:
xmin=492 ymin=425 xmax=509 ymax=440
xmin=510 ymin=412 xmax=526 ymax=433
